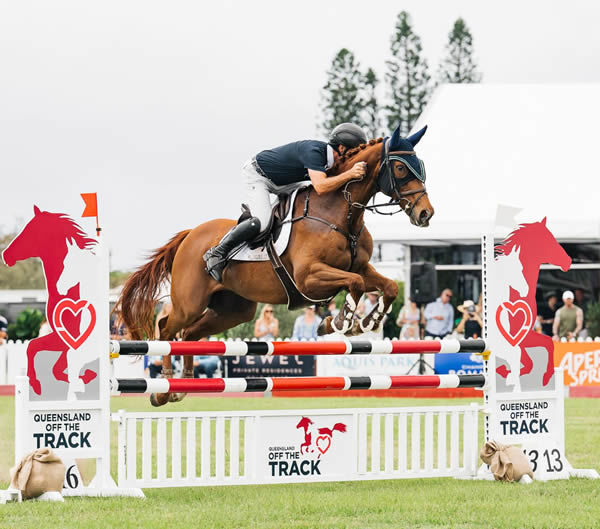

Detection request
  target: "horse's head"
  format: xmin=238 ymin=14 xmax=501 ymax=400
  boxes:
xmin=500 ymin=247 xmax=529 ymax=297
xmin=3 ymin=205 xmax=48 ymax=267
xmin=377 ymin=125 xmax=434 ymax=227
xmin=532 ymin=217 xmax=571 ymax=272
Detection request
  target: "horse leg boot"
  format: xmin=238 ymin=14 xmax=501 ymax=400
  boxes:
xmin=293 ymin=263 xmax=365 ymax=336
xmin=203 ymin=217 xmax=261 ymax=282
xmin=355 ymin=264 xmax=399 ymax=335
xmin=169 ymin=355 xmax=194 ymax=403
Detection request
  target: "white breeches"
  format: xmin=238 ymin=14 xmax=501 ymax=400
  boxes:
xmin=242 ymin=159 xmax=306 ymax=232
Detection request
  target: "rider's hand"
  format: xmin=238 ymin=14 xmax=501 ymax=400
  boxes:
xmin=348 ymin=162 xmax=367 ymax=180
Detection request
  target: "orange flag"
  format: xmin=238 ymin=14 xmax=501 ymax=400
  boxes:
xmin=81 ymin=193 xmax=98 ymax=217
xmin=81 ymin=193 xmax=101 ymax=235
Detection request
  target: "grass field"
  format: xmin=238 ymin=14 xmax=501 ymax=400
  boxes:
xmin=1 ymin=395 xmax=599 ymax=529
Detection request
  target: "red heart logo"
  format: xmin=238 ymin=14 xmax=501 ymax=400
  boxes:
xmin=52 ymin=298 xmax=97 ymax=350
xmin=495 ymin=300 xmax=533 ymax=347
xmin=316 ymin=435 xmax=331 ymax=455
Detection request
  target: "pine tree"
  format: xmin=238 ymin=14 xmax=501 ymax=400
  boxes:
xmin=319 ymin=48 xmax=367 ymax=135
xmin=438 ymin=18 xmax=482 ymax=83
xmin=385 ymin=11 xmax=431 ymax=136
xmin=362 ymin=68 xmax=381 ymax=138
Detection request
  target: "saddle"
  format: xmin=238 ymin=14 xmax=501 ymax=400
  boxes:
xmin=237 ymin=194 xmax=294 ymax=249
xmin=233 ymin=191 xmax=331 ymax=310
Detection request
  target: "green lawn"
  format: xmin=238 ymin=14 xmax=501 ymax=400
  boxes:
xmin=1 ymin=395 xmax=599 ymax=529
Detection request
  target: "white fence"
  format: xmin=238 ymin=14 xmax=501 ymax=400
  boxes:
xmin=113 ymin=405 xmax=481 ymax=489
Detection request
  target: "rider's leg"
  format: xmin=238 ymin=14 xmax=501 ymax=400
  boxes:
xmin=203 ymin=160 xmax=271 ymax=282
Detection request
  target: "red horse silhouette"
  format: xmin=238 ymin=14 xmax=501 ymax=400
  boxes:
xmin=2 ymin=206 xmax=98 ymax=394
xmin=495 ymin=219 xmax=571 ymax=386
xmin=296 ymin=416 xmax=347 ymax=455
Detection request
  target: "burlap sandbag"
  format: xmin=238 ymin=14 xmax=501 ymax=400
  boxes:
xmin=9 ymin=448 xmax=66 ymax=499
xmin=480 ymin=440 xmax=534 ymax=482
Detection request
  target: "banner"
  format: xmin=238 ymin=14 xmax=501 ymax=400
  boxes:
xmin=554 ymin=342 xmax=600 ymax=387
xmin=434 ymin=352 xmax=484 ymax=375
xmin=224 ymin=355 xmax=315 ymax=377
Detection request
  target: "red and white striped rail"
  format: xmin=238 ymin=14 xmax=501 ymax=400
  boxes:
xmin=111 ymin=374 xmax=487 ymax=394
xmin=110 ymin=338 xmax=487 ymax=356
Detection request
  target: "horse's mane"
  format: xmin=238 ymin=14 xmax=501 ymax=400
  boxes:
xmin=495 ymin=221 xmax=544 ymax=257
xmin=49 ymin=212 xmax=98 ymax=250
xmin=330 ymin=138 xmax=384 ymax=174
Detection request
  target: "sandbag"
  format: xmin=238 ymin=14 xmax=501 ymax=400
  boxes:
xmin=480 ymin=440 xmax=534 ymax=482
xmin=9 ymin=448 xmax=66 ymax=499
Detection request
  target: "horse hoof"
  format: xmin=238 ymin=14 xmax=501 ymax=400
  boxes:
xmin=317 ymin=316 xmax=334 ymax=336
xmin=150 ymin=393 xmax=169 ymax=407
xmin=169 ymin=392 xmax=186 ymax=403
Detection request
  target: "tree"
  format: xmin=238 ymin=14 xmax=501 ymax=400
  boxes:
xmin=362 ymin=68 xmax=381 ymax=138
xmin=0 ymin=232 xmax=45 ymax=289
xmin=438 ymin=18 xmax=482 ymax=84
xmin=385 ymin=11 xmax=431 ymax=136
xmin=319 ymin=48 xmax=367 ymax=135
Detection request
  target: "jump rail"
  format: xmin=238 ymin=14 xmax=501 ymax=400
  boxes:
xmin=111 ymin=374 xmax=487 ymax=394
xmin=109 ymin=338 xmax=487 ymax=356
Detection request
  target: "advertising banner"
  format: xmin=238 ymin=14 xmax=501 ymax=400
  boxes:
xmin=224 ymin=355 xmax=315 ymax=377
xmin=256 ymin=412 xmax=355 ymax=482
xmin=553 ymin=342 xmax=600 ymax=387
xmin=433 ymin=352 xmax=484 ymax=375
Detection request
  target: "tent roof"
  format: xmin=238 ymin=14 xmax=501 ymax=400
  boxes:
xmin=368 ymin=83 xmax=600 ymax=245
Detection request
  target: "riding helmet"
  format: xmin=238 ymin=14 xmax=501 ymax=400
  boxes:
xmin=328 ymin=123 xmax=368 ymax=149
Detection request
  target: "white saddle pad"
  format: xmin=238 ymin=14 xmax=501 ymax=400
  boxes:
xmin=231 ymin=184 xmax=309 ymax=262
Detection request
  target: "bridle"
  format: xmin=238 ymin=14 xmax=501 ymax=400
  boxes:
xmin=284 ymin=138 xmax=428 ymax=268
xmin=343 ymin=137 xmax=428 ymax=218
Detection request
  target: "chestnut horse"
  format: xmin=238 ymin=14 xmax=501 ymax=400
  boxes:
xmin=118 ymin=125 xmax=435 ymax=406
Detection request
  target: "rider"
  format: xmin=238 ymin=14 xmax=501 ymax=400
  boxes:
xmin=204 ymin=123 xmax=369 ymax=282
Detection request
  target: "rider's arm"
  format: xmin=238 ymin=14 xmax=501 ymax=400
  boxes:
xmin=308 ymin=162 xmax=366 ymax=195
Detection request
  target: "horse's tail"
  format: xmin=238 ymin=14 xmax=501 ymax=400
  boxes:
xmin=117 ymin=230 xmax=191 ymax=340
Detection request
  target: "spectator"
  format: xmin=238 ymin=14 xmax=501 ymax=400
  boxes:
xmin=364 ymin=292 xmax=379 ymax=315
xmin=254 ymin=304 xmax=279 ymax=340
xmin=538 ymin=293 xmax=558 ymax=336
xmin=38 ymin=316 xmax=52 ymax=337
xmin=456 ymin=300 xmax=483 ymax=339
xmin=423 ymin=289 xmax=454 ymax=339
xmin=0 ymin=315 xmax=8 ymax=343
xmin=193 ymin=355 xmax=220 ymax=378
xmin=574 ymin=288 xmax=588 ymax=309
xmin=292 ymin=306 xmax=322 ymax=340
xmin=110 ymin=310 xmax=127 ymax=340
xmin=323 ymin=299 xmax=339 ymax=320
xmin=396 ymin=298 xmax=421 ymax=339
xmin=553 ymin=290 xmax=584 ymax=340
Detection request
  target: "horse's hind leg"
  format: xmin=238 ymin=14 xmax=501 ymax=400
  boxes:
xmin=182 ymin=290 xmax=257 ymax=341
xmin=150 ymin=309 xmax=191 ymax=407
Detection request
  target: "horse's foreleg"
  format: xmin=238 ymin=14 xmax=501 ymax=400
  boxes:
xmin=297 ymin=263 xmax=365 ymax=335
xmin=357 ymin=264 xmax=399 ymax=333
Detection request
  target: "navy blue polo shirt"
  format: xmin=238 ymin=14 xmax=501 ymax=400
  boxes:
xmin=255 ymin=140 xmax=331 ymax=186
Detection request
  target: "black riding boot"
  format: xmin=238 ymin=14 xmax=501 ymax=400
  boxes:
xmin=203 ymin=217 xmax=261 ymax=282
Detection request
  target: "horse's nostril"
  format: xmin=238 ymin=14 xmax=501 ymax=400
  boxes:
xmin=419 ymin=210 xmax=430 ymax=223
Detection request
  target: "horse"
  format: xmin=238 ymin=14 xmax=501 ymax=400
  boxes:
xmin=494 ymin=218 xmax=571 ymax=387
xmin=118 ymin=125 xmax=435 ymax=407
xmin=2 ymin=207 xmax=98 ymax=395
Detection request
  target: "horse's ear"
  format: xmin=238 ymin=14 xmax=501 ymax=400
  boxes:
xmin=390 ymin=125 xmax=402 ymax=148
xmin=541 ymin=216 xmax=547 ymax=226
xmin=408 ymin=125 xmax=428 ymax=147
xmin=33 ymin=205 xmax=41 ymax=216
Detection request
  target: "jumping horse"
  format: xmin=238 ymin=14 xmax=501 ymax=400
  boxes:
xmin=118 ymin=124 xmax=435 ymax=406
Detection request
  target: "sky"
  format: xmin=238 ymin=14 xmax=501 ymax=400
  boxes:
xmin=2 ymin=0 xmax=600 ymax=270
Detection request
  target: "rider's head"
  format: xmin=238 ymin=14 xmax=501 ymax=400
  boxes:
xmin=328 ymin=123 xmax=368 ymax=157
